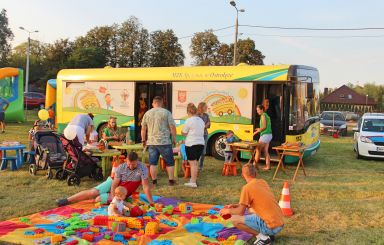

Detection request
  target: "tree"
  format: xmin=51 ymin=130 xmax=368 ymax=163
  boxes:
xmin=236 ymin=38 xmax=265 ymax=65
xmin=190 ymin=30 xmax=220 ymax=66
xmin=0 ymin=9 xmax=13 ymax=66
xmin=75 ymin=24 xmax=119 ymax=67
xmin=216 ymin=43 xmax=233 ymax=66
xmin=117 ymin=17 xmax=150 ymax=67
xmin=149 ymin=30 xmax=184 ymax=67
xmin=43 ymin=39 xmax=74 ymax=80
xmin=66 ymin=46 xmax=105 ymax=68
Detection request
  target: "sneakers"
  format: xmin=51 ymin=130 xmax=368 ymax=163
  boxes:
xmin=56 ymin=198 xmax=69 ymax=207
xmin=184 ymin=182 xmax=197 ymax=188
xmin=253 ymin=235 xmax=271 ymax=245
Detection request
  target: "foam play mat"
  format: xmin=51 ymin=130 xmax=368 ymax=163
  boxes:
xmin=0 ymin=194 xmax=252 ymax=244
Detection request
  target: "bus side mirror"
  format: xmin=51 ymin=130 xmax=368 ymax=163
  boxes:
xmin=306 ymin=83 xmax=314 ymax=98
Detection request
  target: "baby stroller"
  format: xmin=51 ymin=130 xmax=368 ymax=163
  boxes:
xmin=59 ymin=135 xmax=103 ymax=186
xmin=29 ymin=130 xmax=67 ymax=179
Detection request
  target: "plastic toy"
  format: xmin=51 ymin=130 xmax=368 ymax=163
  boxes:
xmin=145 ymin=221 xmax=159 ymax=235
xmin=221 ymin=213 xmax=232 ymax=220
xmin=64 ymin=240 xmax=78 ymax=245
xmin=190 ymin=217 xmax=199 ymax=224
xmin=178 ymin=203 xmax=192 ymax=214
xmin=160 ymin=219 xmax=177 ymax=227
xmin=154 ymin=203 xmax=164 ymax=212
xmin=89 ymin=227 xmax=99 ymax=233
xmin=93 ymin=216 xmax=108 ymax=226
xmin=34 ymin=228 xmax=45 ymax=234
xmin=108 ymin=221 xmax=126 ymax=232
xmin=50 ymin=234 xmax=63 ymax=243
xmin=130 ymin=206 xmax=144 ymax=217
xmin=82 ymin=233 xmax=94 ymax=242
xmin=64 ymin=231 xmax=75 ymax=236
xmin=113 ymin=233 xmax=124 ymax=242
xmin=162 ymin=205 xmax=174 ymax=215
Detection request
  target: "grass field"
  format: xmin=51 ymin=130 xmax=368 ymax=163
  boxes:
xmin=0 ymin=113 xmax=383 ymax=244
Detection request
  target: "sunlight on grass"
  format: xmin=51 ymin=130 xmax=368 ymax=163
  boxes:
xmin=0 ymin=113 xmax=383 ymax=244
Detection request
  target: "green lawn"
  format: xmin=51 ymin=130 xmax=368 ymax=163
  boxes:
xmin=0 ymin=113 xmax=383 ymax=244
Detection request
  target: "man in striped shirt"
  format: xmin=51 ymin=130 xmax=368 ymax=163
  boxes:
xmin=56 ymin=152 xmax=154 ymax=206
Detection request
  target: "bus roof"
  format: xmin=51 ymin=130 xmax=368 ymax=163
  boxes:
xmin=57 ymin=65 xmax=318 ymax=82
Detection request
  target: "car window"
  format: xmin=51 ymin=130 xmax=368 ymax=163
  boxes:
xmin=362 ymin=119 xmax=384 ymax=132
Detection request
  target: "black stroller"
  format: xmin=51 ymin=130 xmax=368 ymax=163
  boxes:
xmin=29 ymin=130 xmax=67 ymax=179
xmin=59 ymin=135 xmax=103 ymax=186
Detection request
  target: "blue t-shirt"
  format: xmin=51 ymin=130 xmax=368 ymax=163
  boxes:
xmin=0 ymin=97 xmax=9 ymax=113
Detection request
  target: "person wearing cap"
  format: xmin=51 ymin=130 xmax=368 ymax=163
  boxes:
xmin=63 ymin=113 xmax=94 ymax=145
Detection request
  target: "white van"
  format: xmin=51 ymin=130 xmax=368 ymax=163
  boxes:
xmin=353 ymin=113 xmax=384 ymax=159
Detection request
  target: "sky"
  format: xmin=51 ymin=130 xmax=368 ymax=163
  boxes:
xmin=2 ymin=0 xmax=384 ymax=89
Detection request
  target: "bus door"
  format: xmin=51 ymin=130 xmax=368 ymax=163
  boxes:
xmin=134 ymin=82 xmax=172 ymax=142
xmin=253 ymin=84 xmax=284 ymax=147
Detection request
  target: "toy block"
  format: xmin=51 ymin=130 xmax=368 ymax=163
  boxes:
xmin=89 ymin=227 xmax=99 ymax=233
xmin=178 ymin=203 xmax=193 ymax=214
xmin=113 ymin=233 xmax=124 ymax=242
xmin=64 ymin=240 xmax=78 ymax=245
xmin=145 ymin=221 xmax=159 ymax=235
xmin=82 ymin=233 xmax=94 ymax=242
xmin=34 ymin=228 xmax=45 ymax=234
xmin=108 ymin=221 xmax=126 ymax=232
xmin=50 ymin=234 xmax=63 ymax=243
xmin=93 ymin=215 xmax=108 ymax=225
xmin=130 ymin=206 xmax=144 ymax=217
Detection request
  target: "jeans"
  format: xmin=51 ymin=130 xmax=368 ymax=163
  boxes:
xmin=199 ymin=134 xmax=208 ymax=169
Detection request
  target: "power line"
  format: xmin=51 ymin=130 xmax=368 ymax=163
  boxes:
xmin=244 ymin=33 xmax=384 ymax=38
xmin=178 ymin=25 xmax=234 ymax=39
xmin=240 ymin=24 xmax=384 ymax=31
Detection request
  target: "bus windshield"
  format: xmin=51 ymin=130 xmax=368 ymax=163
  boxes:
xmin=289 ymin=81 xmax=320 ymax=132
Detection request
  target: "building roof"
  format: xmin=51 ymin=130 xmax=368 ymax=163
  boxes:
xmin=321 ymin=85 xmax=376 ymax=105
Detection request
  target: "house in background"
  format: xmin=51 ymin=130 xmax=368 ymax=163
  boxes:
xmin=320 ymin=85 xmax=376 ymax=114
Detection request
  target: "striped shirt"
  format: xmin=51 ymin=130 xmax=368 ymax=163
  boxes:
xmin=114 ymin=162 xmax=148 ymax=182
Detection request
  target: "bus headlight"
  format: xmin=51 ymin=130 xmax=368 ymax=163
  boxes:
xmin=360 ymin=136 xmax=373 ymax=143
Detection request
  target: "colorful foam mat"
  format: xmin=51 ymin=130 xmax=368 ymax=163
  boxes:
xmin=0 ymin=194 xmax=251 ymax=245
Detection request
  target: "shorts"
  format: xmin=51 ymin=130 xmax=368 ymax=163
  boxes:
xmin=0 ymin=112 xmax=4 ymax=122
xmin=259 ymin=134 xmax=272 ymax=144
xmin=47 ymin=118 xmax=54 ymax=124
xmin=185 ymin=145 xmax=205 ymax=161
xmin=148 ymin=145 xmax=174 ymax=166
xmin=95 ymin=177 xmax=113 ymax=204
xmin=245 ymin=214 xmax=283 ymax=236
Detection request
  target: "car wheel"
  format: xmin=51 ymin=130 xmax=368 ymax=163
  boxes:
xmin=356 ymin=144 xmax=362 ymax=159
xmin=210 ymin=133 xmax=226 ymax=160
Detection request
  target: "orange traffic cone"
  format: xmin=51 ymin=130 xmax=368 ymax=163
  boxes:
xmin=279 ymin=181 xmax=293 ymax=217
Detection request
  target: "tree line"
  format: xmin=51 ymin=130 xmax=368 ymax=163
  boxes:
xmin=0 ymin=9 xmax=265 ymax=90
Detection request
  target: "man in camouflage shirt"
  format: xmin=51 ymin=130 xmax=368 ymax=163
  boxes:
xmin=141 ymin=96 xmax=177 ymax=186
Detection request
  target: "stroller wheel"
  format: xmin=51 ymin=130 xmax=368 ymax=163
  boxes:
xmin=55 ymin=169 xmax=67 ymax=180
xmin=67 ymin=174 xmax=80 ymax=186
xmin=47 ymin=169 xmax=53 ymax=179
xmin=29 ymin=164 xmax=37 ymax=176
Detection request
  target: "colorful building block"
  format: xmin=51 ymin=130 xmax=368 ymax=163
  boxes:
xmin=82 ymin=233 xmax=94 ymax=242
xmin=93 ymin=215 xmax=108 ymax=225
xmin=145 ymin=221 xmax=159 ymax=235
xmin=108 ymin=221 xmax=126 ymax=232
xmin=50 ymin=234 xmax=63 ymax=243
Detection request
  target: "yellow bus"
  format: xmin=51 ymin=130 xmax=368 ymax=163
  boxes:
xmin=53 ymin=65 xmax=320 ymax=162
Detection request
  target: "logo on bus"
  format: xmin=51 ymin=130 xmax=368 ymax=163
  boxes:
xmin=296 ymin=136 xmax=302 ymax=141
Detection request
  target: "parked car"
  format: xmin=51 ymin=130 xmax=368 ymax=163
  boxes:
xmin=353 ymin=113 xmax=384 ymax=159
xmin=24 ymin=92 xmax=45 ymax=109
xmin=320 ymin=111 xmax=348 ymax=136
xmin=342 ymin=111 xmax=360 ymax=122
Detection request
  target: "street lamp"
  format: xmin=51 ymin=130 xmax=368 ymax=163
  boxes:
xmin=230 ymin=1 xmax=245 ymax=66
xmin=19 ymin=26 xmax=39 ymax=93
xmin=366 ymin=94 xmax=368 ymax=112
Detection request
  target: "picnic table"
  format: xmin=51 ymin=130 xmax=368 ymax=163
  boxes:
xmin=272 ymin=144 xmax=307 ymax=182
xmin=112 ymin=143 xmax=144 ymax=152
xmin=0 ymin=142 xmax=26 ymax=171
xmin=90 ymin=149 xmax=121 ymax=179
xmin=228 ymin=141 xmax=258 ymax=168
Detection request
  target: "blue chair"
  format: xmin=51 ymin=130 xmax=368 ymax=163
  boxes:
xmin=0 ymin=156 xmax=17 ymax=171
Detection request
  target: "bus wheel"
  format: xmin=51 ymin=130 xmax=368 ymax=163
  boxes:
xmin=210 ymin=133 xmax=226 ymax=160
xmin=97 ymin=123 xmax=108 ymax=140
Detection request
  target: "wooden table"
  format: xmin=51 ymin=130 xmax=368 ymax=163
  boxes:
xmin=228 ymin=141 xmax=258 ymax=168
xmin=90 ymin=150 xmax=121 ymax=179
xmin=0 ymin=143 xmax=26 ymax=170
xmin=272 ymin=145 xmax=307 ymax=182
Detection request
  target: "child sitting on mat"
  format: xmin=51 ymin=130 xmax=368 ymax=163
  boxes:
xmin=108 ymin=186 xmax=133 ymax=216
xmin=224 ymin=130 xmax=237 ymax=164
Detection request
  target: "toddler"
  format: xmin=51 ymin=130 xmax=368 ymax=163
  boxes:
xmin=224 ymin=130 xmax=236 ymax=163
xmin=108 ymin=186 xmax=133 ymax=216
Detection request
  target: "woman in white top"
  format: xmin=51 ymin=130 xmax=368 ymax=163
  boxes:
xmin=181 ymin=103 xmax=205 ymax=188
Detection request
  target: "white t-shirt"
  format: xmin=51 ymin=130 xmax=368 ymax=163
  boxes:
xmin=182 ymin=116 xmax=205 ymax=147
xmin=108 ymin=197 xmax=125 ymax=216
